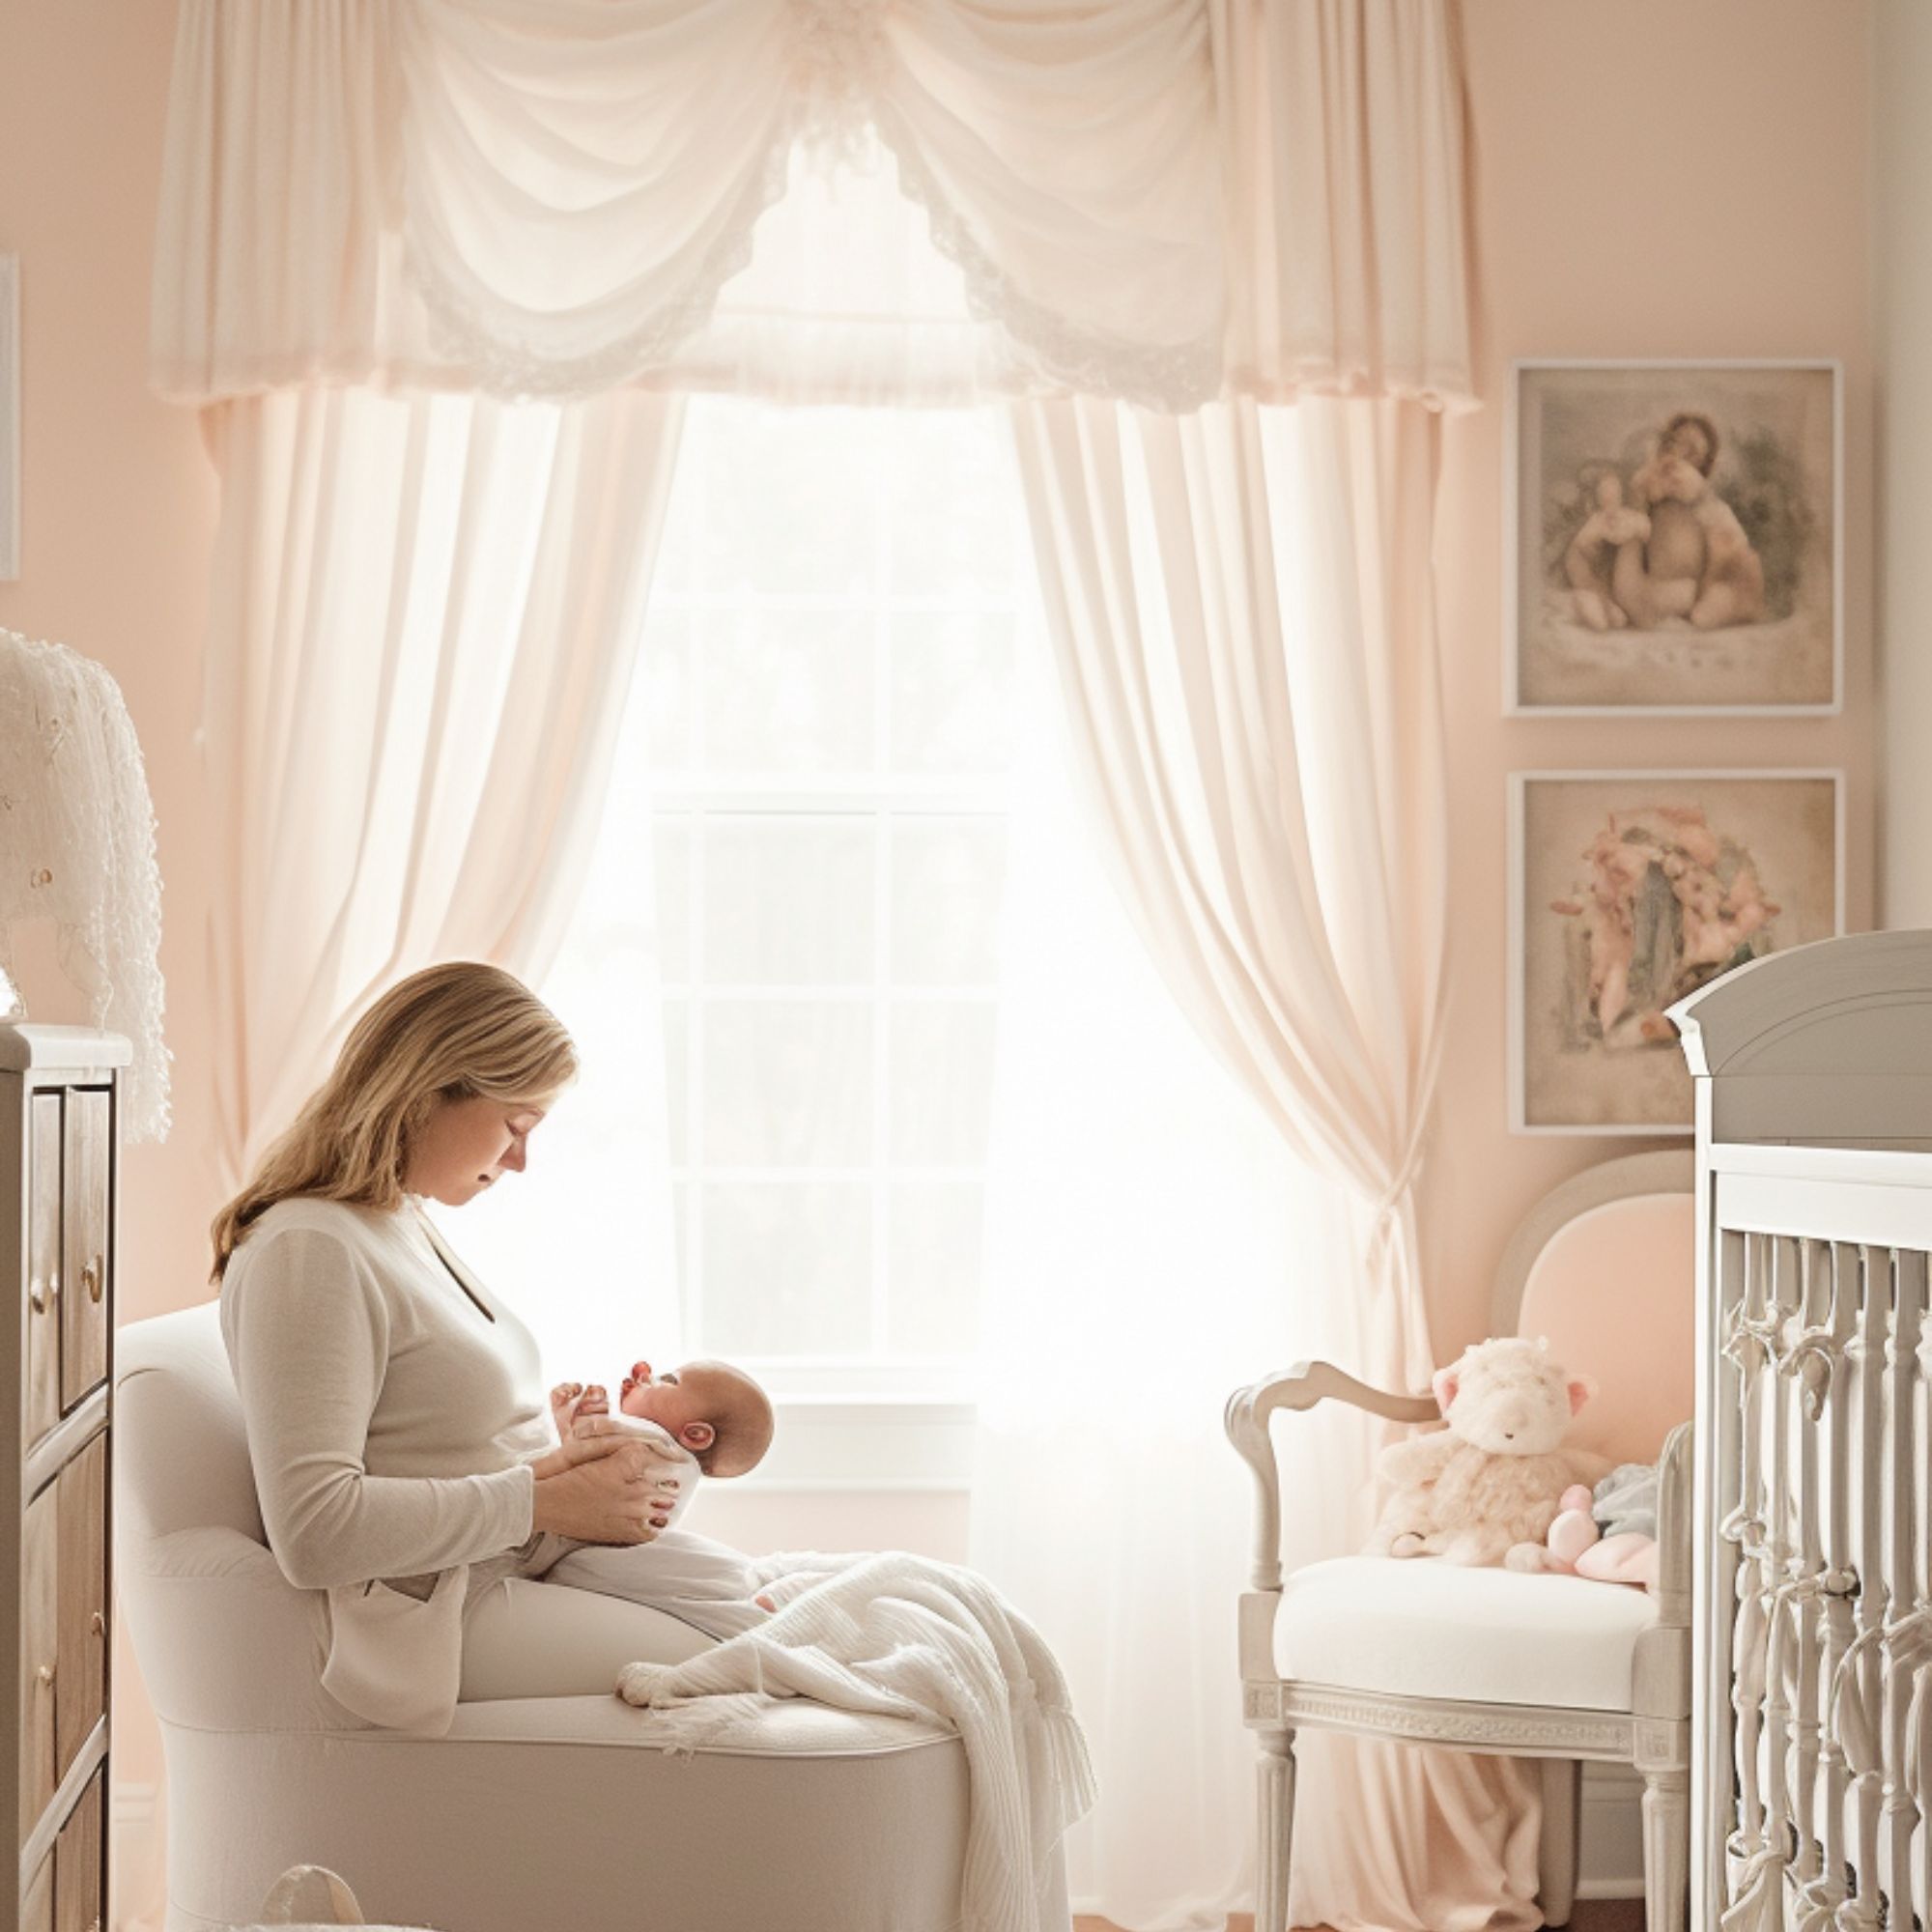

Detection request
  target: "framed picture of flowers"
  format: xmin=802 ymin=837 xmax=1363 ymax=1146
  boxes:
xmin=1506 ymin=359 xmax=1841 ymax=714
xmin=1510 ymin=770 xmax=1844 ymax=1134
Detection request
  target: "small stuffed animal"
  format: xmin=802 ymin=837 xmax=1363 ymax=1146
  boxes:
xmin=1505 ymin=1463 xmax=1661 ymax=1588
xmin=1365 ymin=1336 xmax=1613 ymax=1567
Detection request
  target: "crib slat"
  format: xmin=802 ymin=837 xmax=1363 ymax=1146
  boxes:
xmin=1761 ymin=1236 xmax=1799 ymax=1881
xmin=1722 ymin=1230 xmax=1775 ymax=1889
xmin=1882 ymin=1247 xmax=1923 ymax=1932
xmin=1792 ymin=1236 xmax=1830 ymax=1892
xmin=1816 ymin=1239 xmax=1861 ymax=1922
xmin=1844 ymin=1241 xmax=1889 ymax=1928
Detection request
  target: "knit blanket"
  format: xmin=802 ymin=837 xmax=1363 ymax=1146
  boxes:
xmin=616 ymin=1549 xmax=1094 ymax=1932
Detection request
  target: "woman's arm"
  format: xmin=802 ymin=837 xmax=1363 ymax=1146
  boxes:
xmin=221 ymin=1227 xmax=535 ymax=1590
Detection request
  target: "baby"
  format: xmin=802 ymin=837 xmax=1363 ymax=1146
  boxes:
xmin=549 ymin=1357 xmax=776 ymax=1481
xmin=537 ymin=1358 xmax=781 ymax=1637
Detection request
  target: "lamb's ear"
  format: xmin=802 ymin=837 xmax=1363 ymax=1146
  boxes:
xmin=1566 ymin=1375 xmax=1597 ymax=1416
xmin=1431 ymin=1366 xmax=1460 ymax=1415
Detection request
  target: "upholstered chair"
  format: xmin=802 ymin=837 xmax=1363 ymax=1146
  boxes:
xmin=115 ymin=1303 xmax=1028 ymax=1932
xmin=1226 ymin=1150 xmax=1695 ymax=1932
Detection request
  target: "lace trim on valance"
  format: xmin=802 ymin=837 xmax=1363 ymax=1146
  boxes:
xmin=396 ymin=0 xmax=1224 ymax=409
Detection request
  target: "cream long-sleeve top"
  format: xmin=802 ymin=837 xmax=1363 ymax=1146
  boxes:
xmin=219 ymin=1193 xmax=552 ymax=1728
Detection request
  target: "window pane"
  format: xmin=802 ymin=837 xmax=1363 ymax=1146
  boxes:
xmin=887 ymin=412 xmax=1019 ymax=596
xmin=639 ymin=607 xmax=694 ymax=773
xmin=703 ymin=999 xmax=872 ymax=1166
xmin=699 ymin=607 xmax=874 ymax=775
xmin=889 ymin=1002 xmax=997 ymax=1164
xmin=662 ymin=999 xmax=690 ymax=1163
xmin=698 ymin=408 xmax=881 ymax=595
xmin=889 ymin=611 xmax=1016 ymax=775
xmin=701 ymin=1181 xmax=871 ymax=1355
xmin=891 ymin=818 xmax=1007 ymax=986
xmin=888 ymin=1180 xmax=981 ymax=1356
xmin=702 ymin=815 xmax=873 ymax=985
xmin=652 ymin=818 xmax=693 ymax=983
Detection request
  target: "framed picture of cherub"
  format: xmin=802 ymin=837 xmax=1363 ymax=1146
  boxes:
xmin=1510 ymin=770 xmax=1843 ymax=1134
xmin=1506 ymin=360 xmax=1841 ymax=714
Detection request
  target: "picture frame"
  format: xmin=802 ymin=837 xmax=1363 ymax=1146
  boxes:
xmin=1509 ymin=770 xmax=1844 ymax=1136
xmin=1505 ymin=359 xmax=1842 ymax=716
xmin=0 ymin=256 xmax=15 ymax=582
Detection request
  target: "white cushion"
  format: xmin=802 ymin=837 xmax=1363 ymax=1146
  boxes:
xmin=1273 ymin=1557 xmax=1659 ymax=1713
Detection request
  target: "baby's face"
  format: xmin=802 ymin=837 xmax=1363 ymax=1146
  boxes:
xmin=619 ymin=1360 xmax=710 ymax=1437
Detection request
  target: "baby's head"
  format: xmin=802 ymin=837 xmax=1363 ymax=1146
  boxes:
xmin=1659 ymin=411 xmax=1719 ymax=477
xmin=619 ymin=1358 xmax=775 ymax=1478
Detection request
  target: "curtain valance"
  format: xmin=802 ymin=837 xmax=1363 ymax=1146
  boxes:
xmin=152 ymin=0 xmax=1475 ymax=412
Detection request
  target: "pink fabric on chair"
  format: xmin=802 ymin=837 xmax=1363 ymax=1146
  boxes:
xmin=1518 ymin=1193 xmax=1696 ymax=1466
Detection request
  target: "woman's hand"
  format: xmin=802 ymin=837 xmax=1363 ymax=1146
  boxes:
xmin=529 ymin=1415 xmax=682 ymax=1544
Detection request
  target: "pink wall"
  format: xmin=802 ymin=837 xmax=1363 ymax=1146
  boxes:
xmin=0 ymin=0 xmax=1879 ymax=1453
xmin=0 ymin=0 xmax=218 ymax=1319
xmin=0 ymin=0 xmax=1879 ymax=1914
xmin=1419 ymin=0 xmax=1876 ymax=1359
xmin=1 ymin=3 xmax=215 ymax=1907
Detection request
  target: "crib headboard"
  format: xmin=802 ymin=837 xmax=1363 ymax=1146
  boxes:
xmin=1670 ymin=926 xmax=1932 ymax=1149
xmin=1671 ymin=930 xmax=1932 ymax=1932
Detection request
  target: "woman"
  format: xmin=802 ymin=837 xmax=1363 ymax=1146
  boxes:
xmin=212 ymin=960 xmax=713 ymax=1732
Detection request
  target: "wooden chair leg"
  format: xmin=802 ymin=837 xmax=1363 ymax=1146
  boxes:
xmin=1256 ymin=1729 xmax=1294 ymax=1932
xmin=1537 ymin=1757 xmax=1581 ymax=1927
xmin=1639 ymin=1764 xmax=1690 ymax=1932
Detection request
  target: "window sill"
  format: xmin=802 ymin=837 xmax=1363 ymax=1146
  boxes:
xmin=733 ymin=1396 xmax=977 ymax=1492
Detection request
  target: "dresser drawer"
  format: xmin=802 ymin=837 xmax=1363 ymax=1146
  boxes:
xmin=25 ymin=1092 xmax=62 ymax=1446
xmin=18 ymin=1478 xmax=58 ymax=1837
xmin=55 ymin=1434 xmax=107 ymax=1785
xmin=54 ymin=1765 xmax=103 ymax=1932
xmin=59 ymin=1091 xmax=110 ymax=1414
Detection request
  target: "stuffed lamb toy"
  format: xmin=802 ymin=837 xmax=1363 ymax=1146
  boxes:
xmin=1365 ymin=1336 xmax=1612 ymax=1567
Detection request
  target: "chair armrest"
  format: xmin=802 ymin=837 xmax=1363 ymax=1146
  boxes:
xmin=1224 ymin=1361 xmax=1439 ymax=1592
xmin=1654 ymin=1419 xmax=1692 ymax=1622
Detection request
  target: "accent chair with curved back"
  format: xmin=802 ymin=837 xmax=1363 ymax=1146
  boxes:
xmin=1226 ymin=1150 xmax=1696 ymax=1932
xmin=114 ymin=1302 xmax=1010 ymax=1932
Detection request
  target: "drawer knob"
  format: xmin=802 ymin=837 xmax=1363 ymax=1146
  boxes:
xmin=36 ymin=1662 xmax=53 ymax=1687
xmin=28 ymin=1278 xmax=47 ymax=1313
xmin=89 ymin=1610 xmax=104 ymax=1636
xmin=83 ymin=1259 xmax=101 ymax=1304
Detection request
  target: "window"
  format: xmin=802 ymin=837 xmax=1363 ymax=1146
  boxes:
xmin=501 ymin=397 xmax=1030 ymax=1403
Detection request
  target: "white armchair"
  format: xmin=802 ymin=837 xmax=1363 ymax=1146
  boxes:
xmin=1226 ymin=1151 xmax=1696 ymax=1932
xmin=115 ymin=1304 xmax=1014 ymax=1932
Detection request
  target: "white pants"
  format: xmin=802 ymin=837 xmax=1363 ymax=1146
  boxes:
xmin=458 ymin=1528 xmax=764 ymax=1702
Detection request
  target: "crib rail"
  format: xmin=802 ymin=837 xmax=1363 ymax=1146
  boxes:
xmin=1699 ymin=1141 xmax=1932 ymax=1932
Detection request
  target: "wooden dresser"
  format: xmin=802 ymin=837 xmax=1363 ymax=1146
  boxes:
xmin=1 ymin=1024 xmax=127 ymax=1932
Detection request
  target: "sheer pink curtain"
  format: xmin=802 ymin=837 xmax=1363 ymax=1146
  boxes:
xmin=198 ymin=384 xmax=683 ymax=1185
xmin=1006 ymin=394 xmax=1543 ymax=1931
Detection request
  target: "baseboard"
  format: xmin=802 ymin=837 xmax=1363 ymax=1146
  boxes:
xmin=1577 ymin=1761 xmax=1644 ymax=1895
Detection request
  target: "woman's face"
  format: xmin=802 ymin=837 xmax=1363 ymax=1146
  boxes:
xmin=406 ymin=1093 xmax=554 ymax=1207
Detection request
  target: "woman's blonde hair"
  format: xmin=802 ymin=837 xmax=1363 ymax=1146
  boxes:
xmin=209 ymin=961 xmax=577 ymax=1283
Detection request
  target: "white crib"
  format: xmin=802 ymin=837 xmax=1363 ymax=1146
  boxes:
xmin=1674 ymin=929 xmax=1932 ymax=1932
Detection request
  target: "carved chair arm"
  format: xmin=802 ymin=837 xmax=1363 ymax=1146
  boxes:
xmin=1224 ymin=1361 xmax=1440 ymax=1593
